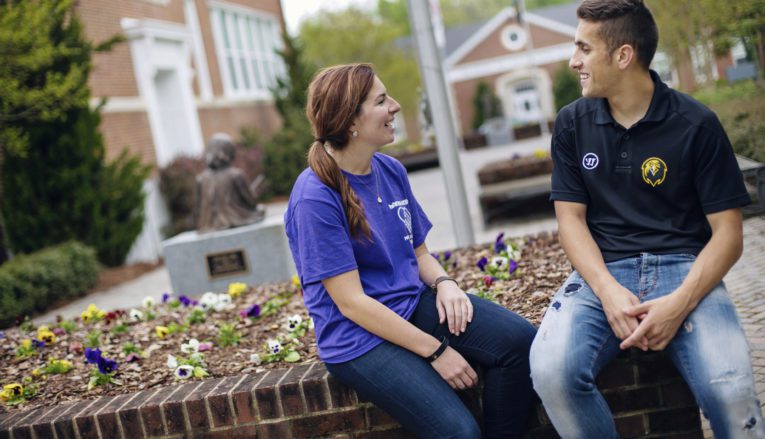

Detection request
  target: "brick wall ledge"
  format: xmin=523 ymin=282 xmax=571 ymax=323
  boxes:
xmin=0 ymin=349 xmax=703 ymax=439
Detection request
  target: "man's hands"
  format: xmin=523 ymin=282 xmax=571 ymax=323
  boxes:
xmin=435 ymin=281 xmax=473 ymax=335
xmin=431 ymin=346 xmax=478 ymax=389
xmin=596 ymin=281 xmax=648 ymax=350
xmin=620 ymin=293 xmax=690 ymax=351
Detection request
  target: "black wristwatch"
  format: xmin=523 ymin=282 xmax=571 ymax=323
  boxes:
xmin=427 ymin=336 xmax=449 ymax=362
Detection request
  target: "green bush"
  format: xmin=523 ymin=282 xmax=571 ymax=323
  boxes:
xmin=697 ymin=80 xmax=765 ymax=163
xmin=472 ymin=80 xmax=503 ymax=131
xmin=262 ymin=106 xmax=313 ymax=197
xmin=0 ymin=242 xmax=101 ymax=328
xmin=553 ymin=62 xmax=581 ymax=112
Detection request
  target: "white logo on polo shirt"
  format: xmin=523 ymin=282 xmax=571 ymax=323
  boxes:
xmin=582 ymin=153 xmax=599 ymax=170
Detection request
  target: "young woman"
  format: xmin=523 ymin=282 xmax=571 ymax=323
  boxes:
xmin=285 ymin=63 xmax=536 ymax=439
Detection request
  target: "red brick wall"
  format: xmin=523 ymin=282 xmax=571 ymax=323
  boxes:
xmin=0 ymin=349 xmax=702 ymax=439
xmin=198 ymin=103 xmax=282 ymax=144
xmin=99 ymin=111 xmax=157 ymax=167
xmin=457 ymin=20 xmax=570 ymax=65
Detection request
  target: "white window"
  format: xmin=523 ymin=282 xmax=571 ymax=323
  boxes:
xmin=209 ymin=2 xmax=285 ymax=99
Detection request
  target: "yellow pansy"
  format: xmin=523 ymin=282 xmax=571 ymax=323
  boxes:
xmin=227 ymin=282 xmax=248 ymax=298
xmin=37 ymin=329 xmax=56 ymax=344
xmin=0 ymin=383 xmax=23 ymax=401
xmin=291 ymin=275 xmax=301 ymax=288
xmin=155 ymin=326 xmax=169 ymax=339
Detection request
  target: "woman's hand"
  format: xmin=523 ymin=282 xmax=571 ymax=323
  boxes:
xmin=435 ymin=281 xmax=473 ymax=335
xmin=431 ymin=346 xmax=478 ymax=389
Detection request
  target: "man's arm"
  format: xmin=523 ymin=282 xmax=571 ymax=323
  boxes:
xmin=621 ymin=208 xmax=744 ymax=350
xmin=555 ymin=201 xmax=647 ymax=348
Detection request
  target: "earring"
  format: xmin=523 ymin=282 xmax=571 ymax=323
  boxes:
xmin=352 ymin=130 xmax=358 ymax=137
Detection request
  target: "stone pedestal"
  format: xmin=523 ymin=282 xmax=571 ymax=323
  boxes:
xmin=161 ymin=217 xmax=296 ymax=296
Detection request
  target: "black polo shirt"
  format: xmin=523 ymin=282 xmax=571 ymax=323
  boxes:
xmin=550 ymin=70 xmax=750 ymax=262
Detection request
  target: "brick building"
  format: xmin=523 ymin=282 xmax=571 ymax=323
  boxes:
xmin=75 ymin=0 xmax=286 ymax=263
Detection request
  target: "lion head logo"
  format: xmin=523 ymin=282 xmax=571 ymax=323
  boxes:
xmin=641 ymin=157 xmax=667 ymax=187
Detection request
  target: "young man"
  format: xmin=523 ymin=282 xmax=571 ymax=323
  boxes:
xmin=529 ymin=1 xmax=765 ymax=438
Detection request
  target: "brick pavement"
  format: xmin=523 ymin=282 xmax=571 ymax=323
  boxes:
xmin=702 ymin=215 xmax=765 ymax=437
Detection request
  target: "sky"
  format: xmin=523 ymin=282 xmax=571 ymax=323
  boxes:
xmin=281 ymin=0 xmax=376 ymax=34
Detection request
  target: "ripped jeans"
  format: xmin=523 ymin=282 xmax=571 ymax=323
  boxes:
xmin=529 ymin=253 xmax=765 ymax=439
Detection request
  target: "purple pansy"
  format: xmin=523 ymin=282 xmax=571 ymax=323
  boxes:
xmin=246 ymin=304 xmax=261 ymax=318
xmin=32 ymin=340 xmax=46 ymax=349
xmin=97 ymin=357 xmax=118 ymax=374
xmin=178 ymin=295 xmax=192 ymax=307
xmin=483 ymin=275 xmax=494 ymax=288
xmin=476 ymin=257 xmax=488 ymax=272
xmin=162 ymin=292 xmax=170 ymax=303
xmin=85 ymin=347 xmax=102 ymax=364
xmin=509 ymin=259 xmax=518 ymax=275
xmin=443 ymin=251 xmax=452 ymax=261
xmin=125 ymin=353 xmax=141 ymax=363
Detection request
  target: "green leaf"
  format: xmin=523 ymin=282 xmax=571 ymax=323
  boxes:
xmin=284 ymin=351 xmax=301 ymax=363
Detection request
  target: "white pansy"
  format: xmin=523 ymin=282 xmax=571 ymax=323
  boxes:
xmin=308 ymin=318 xmax=315 ymax=330
xmin=181 ymin=338 xmax=200 ymax=354
xmin=142 ymin=296 xmax=155 ymax=308
xmin=129 ymin=309 xmax=144 ymax=322
xmin=249 ymin=353 xmax=262 ymax=365
xmin=489 ymin=256 xmax=509 ymax=271
xmin=174 ymin=365 xmax=194 ymax=379
xmin=166 ymin=354 xmax=178 ymax=369
xmin=288 ymin=314 xmax=303 ymax=329
xmin=199 ymin=292 xmax=218 ymax=311
xmin=267 ymin=340 xmax=282 ymax=354
xmin=508 ymin=249 xmax=522 ymax=261
xmin=214 ymin=293 xmax=232 ymax=311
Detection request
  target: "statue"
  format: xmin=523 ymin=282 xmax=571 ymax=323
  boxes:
xmin=195 ymin=133 xmax=265 ymax=232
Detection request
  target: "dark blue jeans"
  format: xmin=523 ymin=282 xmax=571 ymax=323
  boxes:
xmin=325 ymin=289 xmax=537 ymax=439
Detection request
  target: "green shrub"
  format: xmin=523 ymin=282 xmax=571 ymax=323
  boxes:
xmin=697 ymin=81 xmax=765 ymax=163
xmin=472 ymin=80 xmax=503 ymax=131
xmin=553 ymin=62 xmax=581 ymax=112
xmin=0 ymin=242 xmax=101 ymax=328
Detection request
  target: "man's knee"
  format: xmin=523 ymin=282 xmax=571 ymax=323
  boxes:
xmin=530 ymin=339 xmax=595 ymax=397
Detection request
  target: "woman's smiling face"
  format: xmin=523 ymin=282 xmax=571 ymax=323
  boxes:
xmin=351 ymin=75 xmax=401 ymax=148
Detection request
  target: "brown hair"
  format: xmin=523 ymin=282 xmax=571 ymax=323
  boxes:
xmin=305 ymin=63 xmax=376 ymax=240
xmin=577 ymin=0 xmax=658 ymax=70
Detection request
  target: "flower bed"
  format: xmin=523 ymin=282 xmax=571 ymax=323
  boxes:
xmin=0 ymin=232 xmax=569 ymax=414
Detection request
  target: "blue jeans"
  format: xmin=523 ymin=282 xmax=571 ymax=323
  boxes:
xmin=325 ymin=289 xmax=537 ymax=439
xmin=529 ymin=253 xmax=765 ymax=439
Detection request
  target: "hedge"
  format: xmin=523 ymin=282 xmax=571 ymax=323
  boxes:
xmin=0 ymin=241 xmax=101 ymax=328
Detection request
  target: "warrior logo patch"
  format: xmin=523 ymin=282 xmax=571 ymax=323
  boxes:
xmin=641 ymin=157 xmax=667 ymax=187
xmin=582 ymin=153 xmax=599 ymax=170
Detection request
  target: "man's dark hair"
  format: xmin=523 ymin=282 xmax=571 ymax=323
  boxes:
xmin=576 ymin=0 xmax=659 ymax=70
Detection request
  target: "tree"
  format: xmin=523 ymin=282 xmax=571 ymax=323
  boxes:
xmin=472 ymin=81 xmax=503 ymax=130
xmin=260 ymin=33 xmax=316 ymax=197
xmin=299 ymin=6 xmax=421 ymax=120
xmin=552 ymin=62 xmax=580 ymax=112
xmin=0 ymin=0 xmax=149 ymax=266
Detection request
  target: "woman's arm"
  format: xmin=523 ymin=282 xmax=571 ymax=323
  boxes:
xmin=322 ymin=270 xmax=478 ymax=389
xmin=415 ymin=243 xmax=473 ymax=336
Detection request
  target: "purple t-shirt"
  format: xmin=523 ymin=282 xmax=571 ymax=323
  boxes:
xmin=284 ymin=152 xmax=433 ymax=363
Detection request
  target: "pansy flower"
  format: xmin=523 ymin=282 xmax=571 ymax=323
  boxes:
xmin=155 ymin=326 xmax=169 ymax=339
xmin=97 ymin=357 xmax=118 ymax=374
xmin=228 ymin=282 xmax=248 ymax=298
xmin=142 ymin=296 xmax=155 ymax=308
xmin=125 ymin=353 xmax=142 ymax=363
xmin=199 ymin=292 xmax=218 ymax=311
xmin=250 ymin=353 xmax=262 ymax=365
xmin=489 ymin=256 xmax=509 ymax=272
xmin=129 ymin=309 xmax=144 ymax=322
xmin=178 ymin=295 xmax=192 ymax=307
xmin=166 ymin=354 xmax=178 ymax=369
xmin=483 ymin=275 xmax=494 ymax=288
xmin=214 ymin=293 xmax=232 ymax=311
xmin=197 ymin=342 xmax=213 ymax=352
xmin=288 ymin=315 xmax=303 ymax=330
xmin=268 ymin=340 xmax=281 ymax=354
xmin=85 ymin=347 xmax=102 ymax=364
xmin=174 ymin=365 xmax=194 ymax=379
xmin=0 ymin=383 xmax=23 ymax=401
xmin=181 ymin=339 xmax=200 ymax=354
xmin=0 ymin=331 xmax=5 ymax=340
xmin=32 ymin=339 xmax=46 ymax=349
xmin=245 ymin=304 xmax=261 ymax=318
xmin=162 ymin=292 xmax=170 ymax=304
xmin=476 ymin=257 xmax=488 ymax=271
xmin=509 ymin=259 xmax=519 ymax=275
xmin=37 ymin=328 xmax=56 ymax=344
